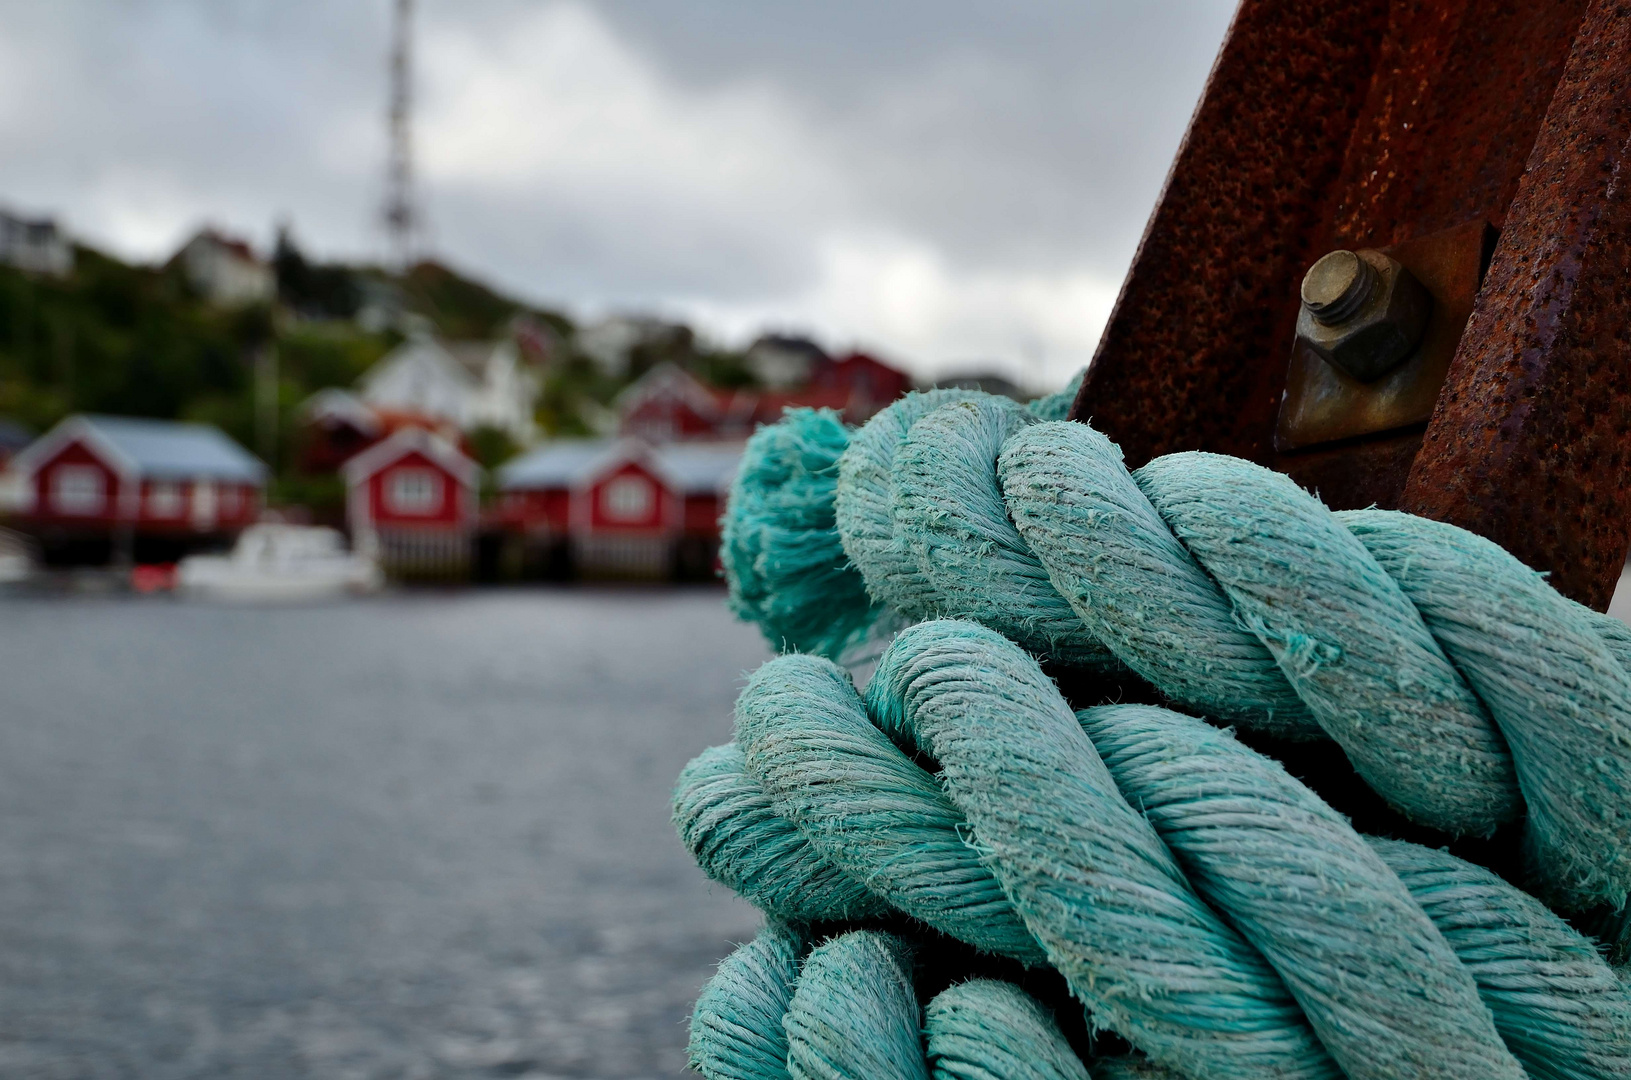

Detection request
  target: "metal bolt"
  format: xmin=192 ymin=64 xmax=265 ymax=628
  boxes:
xmin=1301 ymin=250 xmax=1379 ymax=326
xmin=1294 ymin=248 xmax=1433 ymax=382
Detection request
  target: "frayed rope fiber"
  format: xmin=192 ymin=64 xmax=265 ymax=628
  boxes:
xmin=692 ymin=926 xmax=1089 ymax=1080
xmin=678 ymin=621 xmax=1631 ymax=1080
xmin=719 ymin=387 xmax=1631 ymax=909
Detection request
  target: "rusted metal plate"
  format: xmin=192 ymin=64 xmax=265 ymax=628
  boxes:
xmin=1402 ymin=2 xmax=1631 ymax=609
xmin=1069 ymin=0 xmax=1390 ymax=467
xmin=1074 ymin=1 xmax=1588 ymax=472
xmin=1275 ymin=219 xmax=1493 ymax=451
xmin=1070 ymin=0 xmax=1631 ymax=603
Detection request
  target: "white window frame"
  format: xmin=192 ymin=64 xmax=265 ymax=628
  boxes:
xmin=50 ymin=464 xmax=105 ymax=516
xmin=386 ymin=467 xmax=442 ymax=515
xmin=602 ymin=474 xmax=655 ymax=522
xmin=148 ymin=480 xmax=183 ymax=518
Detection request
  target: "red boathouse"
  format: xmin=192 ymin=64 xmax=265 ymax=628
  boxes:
xmin=342 ymin=427 xmax=481 ymax=579
xmin=495 ymin=438 xmax=741 ymax=578
xmin=10 ymin=414 xmax=267 ymax=563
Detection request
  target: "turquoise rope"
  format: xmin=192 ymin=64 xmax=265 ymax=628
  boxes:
xmin=893 ymin=398 xmax=1120 ymax=670
xmin=693 ymin=925 xmax=1095 ymax=1080
xmin=672 ymin=743 xmax=887 ymax=923
xmin=835 ymin=388 xmax=991 ymax=624
xmin=997 ymin=419 xmax=1316 ymax=736
xmin=691 ymin=923 xmax=808 ymax=1080
xmin=677 ymin=620 xmax=1631 ymax=1078
xmin=924 ymin=980 xmax=1090 ymax=1080
xmin=1128 ymin=449 xmax=1515 ymax=836
xmin=785 ymin=931 xmax=928 ymax=1080
xmin=734 ymin=654 xmax=1046 ymax=963
xmin=1369 ymin=837 xmax=1631 ymax=1080
xmin=1078 ymin=701 xmax=1516 ymax=1080
xmin=866 ymin=620 xmax=1336 ymax=1080
xmin=1340 ymin=509 xmax=1631 ymax=906
xmin=721 ymin=391 xmax=1631 ymax=905
xmin=721 ymin=407 xmax=880 ymax=659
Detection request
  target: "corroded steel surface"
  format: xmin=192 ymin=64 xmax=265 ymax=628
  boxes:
xmin=1074 ymin=0 xmax=1590 ymax=469
xmin=1276 ymin=220 xmax=1491 ymax=454
xmin=1070 ymin=0 xmax=1388 ymax=466
xmin=1320 ymin=1 xmax=1590 ymax=247
xmin=1402 ymin=1 xmax=1631 ymax=608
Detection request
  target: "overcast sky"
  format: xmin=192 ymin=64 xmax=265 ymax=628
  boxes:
xmin=0 ymin=1 xmax=1236 ymax=388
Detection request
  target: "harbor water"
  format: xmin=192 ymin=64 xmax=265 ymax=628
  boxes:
xmin=0 ymin=590 xmax=769 ymax=1079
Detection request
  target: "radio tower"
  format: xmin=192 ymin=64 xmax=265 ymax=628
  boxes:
xmin=383 ymin=0 xmax=419 ymax=271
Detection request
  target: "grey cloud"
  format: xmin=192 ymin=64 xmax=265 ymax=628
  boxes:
xmin=0 ymin=0 xmax=1236 ymax=373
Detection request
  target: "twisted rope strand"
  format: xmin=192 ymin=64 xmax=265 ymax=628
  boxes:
xmin=721 ymin=390 xmax=1631 ymax=904
xmin=1368 ymin=837 xmax=1631 ymax=1080
xmin=692 ymin=925 xmax=1097 ymax=1080
xmin=1341 ymin=509 xmax=1631 ymax=906
xmin=924 ymin=980 xmax=1091 ymax=1080
xmin=785 ymin=931 xmax=929 ymax=1080
xmin=678 ymin=624 xmax=1631 ymax=1077
xmin=735 ymin=654 xmax=1047 ymax=963
xmin=673 ymin=743 xmax=887 ymax=924
xmin=1129 ymin=449 xmax=1517 ymax=835
xmin=995 ymin=417 xmax=1316 ymax=736
xmin=893 ymin=397 xmax=1120 ymax=671
xmin=691 ymin=922 xmax=808 ymax=1080
xmin=1077 ymin=701 xmax=1519 ymax=1080
xmin=865 ymin=620 xmax=1336 ymax=1080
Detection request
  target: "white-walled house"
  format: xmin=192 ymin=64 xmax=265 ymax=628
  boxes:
xmin=357 ymin=331 xmax=539 ymax=444
xmin=0 ymin=209 xmax=73 ymax=277
xmin=174 ymin=229 xmax=275 ymax=308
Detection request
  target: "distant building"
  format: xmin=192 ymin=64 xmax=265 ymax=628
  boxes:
xmin=744 ymin=333 xmax=828 ymax=390
xmin=575 ymin=315 xmax=693 ymax=377
xmin=9 ymin=415 xmax=267 ymax=562
xmin=615 ymin=363 xmax=733 ymax=442
xmin=808 ymin=351 xmax=916 ymax=420
xmin=613 ymin=352 xmax=913 ymax=443
xmin=356 ymin=330 xmax=540 ymax=444
xmin=175 ymin=228 xmax=275 ymax=307
xmin=0 ymin=210 xmax=72 ymax=277
xmin=342 ymin=427 xmax=480 ymax=580
xmin=296 ymin=389 xmax=388 ymax=475
xmin=496 ymin=438 xmax=740 ymax=579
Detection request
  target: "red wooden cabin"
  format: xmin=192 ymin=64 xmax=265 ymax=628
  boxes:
xmin=615 ymin=359 xmax=914 ymax=443
xmin=496 ymin=438 xmax=741 ymax=579
xmin=342 ymin=427 xmax=480 ymax=579
xmin=10 ymin=414 xmax=266 ymax=563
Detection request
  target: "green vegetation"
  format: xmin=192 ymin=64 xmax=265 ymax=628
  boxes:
xmin=0 ymin=238 xmax=578 ymax=475
xmin=0 ymin=234 xmax=763 ymax=498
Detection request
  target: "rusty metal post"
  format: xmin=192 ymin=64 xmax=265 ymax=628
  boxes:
xmin=1072 ymin=0 xmax=1389 ymax=468
xmin=1072 ymin=0 xmax=1631 ymax=606
xmin=1401 ymin=1 xmax=1631 ymax=608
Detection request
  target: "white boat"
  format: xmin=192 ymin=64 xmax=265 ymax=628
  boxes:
xmin=0 ymin=527 xmax=35 ymax=584
xmin=178 ymin=524 xmax=382 ymax=600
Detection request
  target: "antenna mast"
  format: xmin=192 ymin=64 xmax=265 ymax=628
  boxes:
xmin=383 ymin=0 xmax=418 ymax=271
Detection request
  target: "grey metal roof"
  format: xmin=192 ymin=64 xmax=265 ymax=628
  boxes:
xmin=82 ymin=415 xmax=268 ymax=482
xmin=656 ymin=442 xmax=742 ymax=493
xmin=498 ymin=439 xmax=742 ymax=494
xmin=498 ymin=440 xmax=616 ymax=489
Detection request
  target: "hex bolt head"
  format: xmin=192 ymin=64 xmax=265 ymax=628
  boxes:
xmin=1295 ymin=249 xmax=1433 ymax=382
xmin=1302 ymin=250 xmax=1379 ymax=326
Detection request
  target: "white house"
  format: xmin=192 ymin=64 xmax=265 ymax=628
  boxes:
xmin=575 ymin=315 xmax=692 ymax=377
xmin=0 ymin=209 xmax=72 ymax=277
xmin=175 ymin=228 xmax=275 ymax=307
xmin=357 ymin=331 xmax=539 ymax=444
